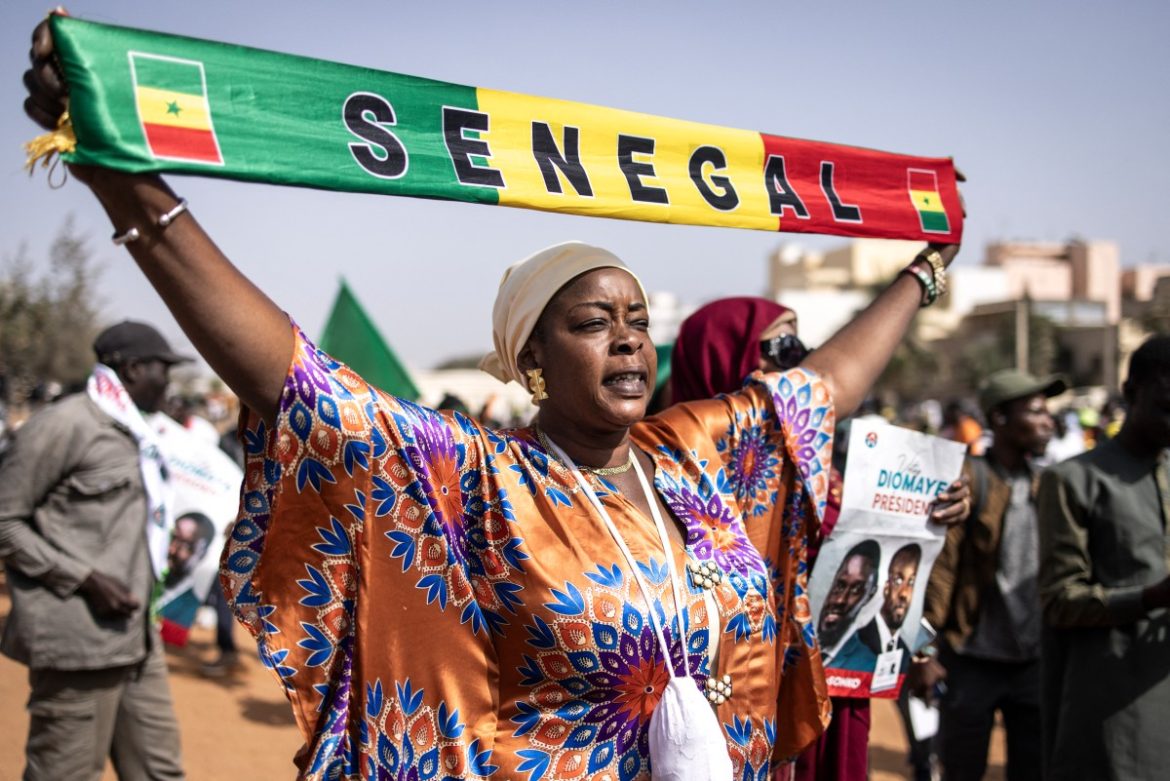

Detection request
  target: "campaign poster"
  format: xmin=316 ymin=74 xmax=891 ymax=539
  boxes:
xmin=809 ymin=420 xmax=966 ymax=699
xmin=150 ymin=413 xmax=244 ymax=646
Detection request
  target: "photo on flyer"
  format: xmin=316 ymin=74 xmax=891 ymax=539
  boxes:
xmin=809 ymin=420 xmax=966 ymax=698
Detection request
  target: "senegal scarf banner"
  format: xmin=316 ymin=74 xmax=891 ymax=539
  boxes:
xmin=40 ymin=15 xmax=963 ymax=241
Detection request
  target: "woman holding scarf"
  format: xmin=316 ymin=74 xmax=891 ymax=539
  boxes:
xmin=669 ymin=298 xmax=969 ymax=780
xmin=23 ymin=15 xmax=961 ymax=781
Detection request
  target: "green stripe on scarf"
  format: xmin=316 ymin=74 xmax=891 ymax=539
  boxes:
xmin=54 ymin=16 xmax=493 ymax=204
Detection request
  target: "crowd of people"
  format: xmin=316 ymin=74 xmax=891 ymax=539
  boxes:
xmin=4 ymin=11 xmax=1170 ymax=781
xmin=4 ymin=295 xmax=1167 ymax=781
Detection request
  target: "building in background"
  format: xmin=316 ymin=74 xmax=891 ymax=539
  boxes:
xmin=384 ymin=239 xmax=1170 ymax=418
xmin=765 ymin=238 xmax=1170 ymax=400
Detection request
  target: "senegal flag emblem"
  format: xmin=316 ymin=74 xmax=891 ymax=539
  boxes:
xmin=907 ymin=169 xmax=949 ymax=233
xmin=129 ymin=52 xmax=222 ymax=165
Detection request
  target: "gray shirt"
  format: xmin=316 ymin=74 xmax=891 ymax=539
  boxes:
xmin=963 ymin=470 xmax=1041 ymax=661
xmin=0 ymin=394 xmax=154 ymax=670
xmin=1038 ymin=440 xmax=1170 ymax=781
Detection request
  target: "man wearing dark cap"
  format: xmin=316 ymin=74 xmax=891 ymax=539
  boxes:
xmin=0 ymin=320 xmax=188 ymax=780
xmin=917 ymin=368 xmax=1065 ymax=781
xmin=1039 ymin=335 xmax=1170 ymax=780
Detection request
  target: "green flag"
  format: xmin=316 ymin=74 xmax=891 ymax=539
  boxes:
xmin=655 ymin=343 xmax=673 ymax=392
xmin=318 ymin=279 xmax=419 ymax=400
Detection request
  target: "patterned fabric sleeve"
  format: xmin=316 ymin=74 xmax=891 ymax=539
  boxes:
xmin=758 ymin=368 xmax=835 ymax=523
xmin=220 ymin=323 xmax=507 ymax=780
xmin=643 ymin=366 xmax=835 ymax=758
xmin=748 ymin=368 xmax=835 ymax=758
xmin=647 ymin=368 xmax=834 ymax=544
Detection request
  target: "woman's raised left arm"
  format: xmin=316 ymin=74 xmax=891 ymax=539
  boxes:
xmin=801 ymin=242 xmax=959 ymax=419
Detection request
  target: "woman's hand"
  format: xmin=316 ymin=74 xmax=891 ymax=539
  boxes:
xmin=907 ymin=654 xmax=947 ymax=704
xmin=24 ymin=10 xmax=101 ymax=187
xmin=24 ymin=16 xmax=66 ymax=130
xmin=930 ymin=476 xmax=971 ymax=527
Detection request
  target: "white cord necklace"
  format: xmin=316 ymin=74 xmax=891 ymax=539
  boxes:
xmin=541 ymin=433 xmax=734 ymax=780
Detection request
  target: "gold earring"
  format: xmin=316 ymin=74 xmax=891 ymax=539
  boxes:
xmin=526 ymin=368 xmax=549 ymax=405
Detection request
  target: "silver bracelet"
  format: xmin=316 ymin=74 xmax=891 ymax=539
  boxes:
xmin=109 ymin=198 xmax=189 ymax=245
xmin=111 ymin=226 xmax=141 ymax=246
xmin=158 ymin=198 xmax=189 ymax=227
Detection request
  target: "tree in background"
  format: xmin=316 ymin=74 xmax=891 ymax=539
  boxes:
xmin=950 ymin=309 xmax=1060 ymax=393
xmin=873 ymin=335 xmax=940 ymax=403
xmin=0 ymin=218 xmax=103 ymax=405
xmin=1022 ymin=311 xmax=1060 ymax=378
xmin=861 ymin=275 xmax=942 ymax=404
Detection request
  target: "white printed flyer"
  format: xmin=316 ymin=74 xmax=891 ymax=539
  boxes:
xmin=809 ymin=420 xmax=966 ymax=699
xmin=150 ymin=413 xmax=244 ymax=646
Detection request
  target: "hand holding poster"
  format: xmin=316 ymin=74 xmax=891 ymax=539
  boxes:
xmin=809 ymin=420 xmax=966 ymax=699
xmin=149 ymin=413 xmax=243 ymax=646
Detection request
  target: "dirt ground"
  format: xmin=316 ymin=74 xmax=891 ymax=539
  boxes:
xmin=0 ymin=590 xmax=1004 ymax=780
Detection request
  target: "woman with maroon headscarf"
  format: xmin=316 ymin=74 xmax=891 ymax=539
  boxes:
xmin=670 ymin=297 xmax=798 ymax=404
xmin=670 ymin=297 xmax=967 ymax=781
xmin=671 ymin=298 xmax=869 ymax=780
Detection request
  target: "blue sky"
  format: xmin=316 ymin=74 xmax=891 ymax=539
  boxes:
xmin=2 ymin=1 xmax=1167 ymax=367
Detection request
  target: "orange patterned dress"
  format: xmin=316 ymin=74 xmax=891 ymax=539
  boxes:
xmin=222 ymin=325 xmax=833 ymax=779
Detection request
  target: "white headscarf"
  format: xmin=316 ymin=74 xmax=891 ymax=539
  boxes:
xmin=478 ymin=241 xmax=648 ymax=386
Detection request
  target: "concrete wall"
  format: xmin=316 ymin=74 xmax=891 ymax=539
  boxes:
xmin=1122 ymin=264 xmax=1170 ymax=301
xmin=1069 ymin=241 xmax=1120 ymax=323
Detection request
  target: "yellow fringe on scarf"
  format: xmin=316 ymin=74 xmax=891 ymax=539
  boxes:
xmin=24 ymin=111 xmax=76 ymax=174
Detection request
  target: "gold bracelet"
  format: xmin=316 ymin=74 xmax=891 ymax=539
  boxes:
xmin=917 ymin=248 xmax=948 ymax=297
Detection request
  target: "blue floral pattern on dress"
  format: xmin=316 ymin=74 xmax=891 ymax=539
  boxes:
xmin=222 ymin=325 xmax=835 ymax=778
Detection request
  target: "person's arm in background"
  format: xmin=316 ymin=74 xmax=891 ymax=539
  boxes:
xmin=0 ymin=409 xmax=140 ymax=616
xmin=923 ymin=459 xmax=973 ymax=630
xmin=0 ymin=410 xmax=90 ymax=595
xmin=1038 ymin=466 xmax=1167 ymax=627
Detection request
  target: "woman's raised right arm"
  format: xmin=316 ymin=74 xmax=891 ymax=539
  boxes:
xmin=25 ymin=14 xmax=292 ymax=421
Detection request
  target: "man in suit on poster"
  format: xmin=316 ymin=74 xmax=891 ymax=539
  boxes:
xmin=840 ymin=543 xmax=922 ymax=674
xmin=819 ymin=539 xmax=881 ymax=665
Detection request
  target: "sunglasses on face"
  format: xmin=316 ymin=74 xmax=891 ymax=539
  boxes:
xmin=760 ymin=333 xmax=811 ymax=370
